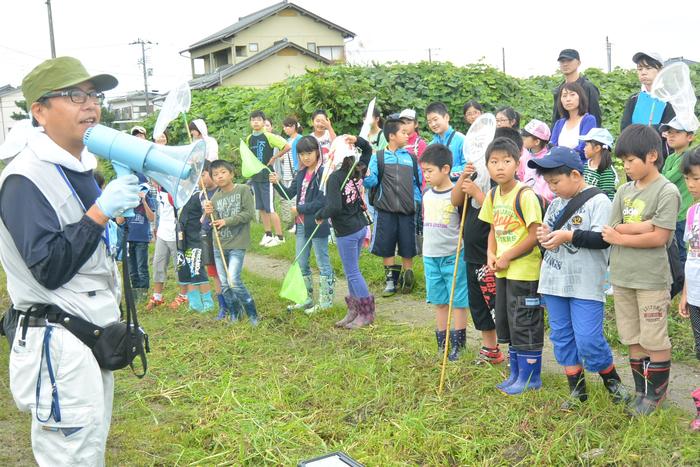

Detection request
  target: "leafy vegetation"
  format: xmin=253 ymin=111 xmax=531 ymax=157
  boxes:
xmin=136 ymin=62 xmax=700 ymax=175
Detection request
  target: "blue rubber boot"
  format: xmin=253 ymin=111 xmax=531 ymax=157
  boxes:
xmin=496 ymin=348 xmax=519 ymax=391
xmin=501 ymin=350 xmax=543 ymax=395
xmin=201 ymin=291 xmax=215 ymax=312
xmin=215 ymin=294 xmax=228 ymax=320
xmin=447 ymin=329 xmax=466 ymax=361
xmin=243 ymin=298 xmax=259 ymax=326
xmin=187 ymin=290 xmax=204 ymax=313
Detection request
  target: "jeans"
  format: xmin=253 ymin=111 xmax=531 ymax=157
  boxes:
xmin=213 ymin=248 xmax=257 ymax=320
xmin=676 ymin=219 xmax=687 ymax=267
xmin=336 ymin=227 xmax=370 ymax=298
xmin=127 ymin=241 xmax=150 ymax=288
xmin=543 ymin=294 xmax=613 ymax=372
xmin=296 ymin=223 xmax=332 ymax=277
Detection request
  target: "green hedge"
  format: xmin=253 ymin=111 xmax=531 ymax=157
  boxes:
xmin=131 ymin=62 xmax=700 ymax=178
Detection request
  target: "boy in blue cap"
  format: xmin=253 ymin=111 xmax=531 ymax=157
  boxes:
xmin=530 ymin=147 xmax=632 ymax=409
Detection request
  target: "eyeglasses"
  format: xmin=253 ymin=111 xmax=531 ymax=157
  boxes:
xmin=495 ymin=118 xmax=511 ymax=123
xmin=40 ymin=89 xmax=105 ymax=105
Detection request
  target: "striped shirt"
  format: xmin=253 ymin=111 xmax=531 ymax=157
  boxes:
xmin=583 ymin=164 xmax=617 ymax=200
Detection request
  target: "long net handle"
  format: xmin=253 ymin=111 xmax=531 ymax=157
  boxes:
xmin=438 ymin=194 xmax=469 ymax=394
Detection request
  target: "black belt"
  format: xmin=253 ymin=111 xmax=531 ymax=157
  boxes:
xmin=18 ymin=304 xmax=102 ymax=348
xmin=19 ymin=315 xmax=50 ymax=327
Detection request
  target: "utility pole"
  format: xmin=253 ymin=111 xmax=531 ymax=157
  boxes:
xmin=130 ymin=38 xmax=156 ymax=114
xmin=428 ymin=48 xmax=432 ymax=63
xmin=606 ymin=36 xmax=612 ymax=72
xmin=46 ymin=0 xmax=56 ymax=58
xmin=502 ymin=47 xmax=506 ymax=73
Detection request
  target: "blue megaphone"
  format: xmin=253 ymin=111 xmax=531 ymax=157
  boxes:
xmin=83 ymin=124 xmax=206 ymax=216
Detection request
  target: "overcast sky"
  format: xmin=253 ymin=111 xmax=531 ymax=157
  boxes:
xmin=1 ymin=0 xmax=699 ymax=98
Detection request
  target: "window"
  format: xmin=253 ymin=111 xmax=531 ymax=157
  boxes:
xmin=318 ymin=46 xmax=344 ymax=61
xmin=235 ymin=46 xmax=247 ymax=57
xmin=213 ymin=49 xmax=229 ymax=68
xmin=307 ymin=42 xmax=316 ymax=53
xmin=248 ymin=43 xmax=258 ymax=52
xmin=192 ymin=58 xmax=205 ymax=76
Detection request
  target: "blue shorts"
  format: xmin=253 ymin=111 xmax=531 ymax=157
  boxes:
xmin=370 ymin=209 xmax=416 ymax=258
xmin=424 ymin=255 xmax=469 ymax=308
xmin=252 ymin=181 xmax=274 ymax=213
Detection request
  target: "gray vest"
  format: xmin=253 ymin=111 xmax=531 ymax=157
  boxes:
xmin=0 ymin=140 xmax=120 ymax=327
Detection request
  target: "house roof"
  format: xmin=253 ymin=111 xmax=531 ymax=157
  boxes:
xmin=184 ymin=1 xmax=355 ymax=52
xmin=189 ymin=39 xmax=331 ymax=89
xmin=0 ymin=85 xmax=20 ymax=97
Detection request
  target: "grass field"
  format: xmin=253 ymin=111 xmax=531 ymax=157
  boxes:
xmin=1 ymin=227 xmax=699 ymax=465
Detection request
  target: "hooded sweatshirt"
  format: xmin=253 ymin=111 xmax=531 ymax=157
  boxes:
xmin=191 ymin=119 xmax=219 ymax=162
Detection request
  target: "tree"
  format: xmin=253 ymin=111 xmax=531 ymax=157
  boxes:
xmin=10 ymin=100 xmax=29 ymax=121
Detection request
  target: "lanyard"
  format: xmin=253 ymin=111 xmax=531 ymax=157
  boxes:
xmin=54 ymin=164 xmax=110 ymax=251
xmin=35 ymin=326 xmax=61 ymax=423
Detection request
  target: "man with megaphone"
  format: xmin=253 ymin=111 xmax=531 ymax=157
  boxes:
xmin=0 ymin=57 xmax=141 ymax=465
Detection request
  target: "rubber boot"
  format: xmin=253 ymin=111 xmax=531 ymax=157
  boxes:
xmin=496 ymin=348 xmax=519 ymax=391
xmin=364 ymin=295 xmax=375 ymax=325
xmin=448 ymin=329 xmax=466 ymax=361
xmin=216 ymin=294 xmax=228 ymax=320
xmin=560 ymin=370 xmax=587 ymax=410
xmin=288 ymin=275 xmax=314 ymax=312
xmin=187 ymin=290 xmax=204 ymax=313
xmin=382 ymin=266 xmax=399 ymax=297
xmin=691 ymin=387 xmax=700 ymax=432
xmin=307 ymin=274 xmax=335 ymax=315
xmin=226 ymin=294 xmax=244 ymax=323
xmin=345 ymin=295 xmax=375 ymax=329
xmin=201 ymin=291 xmax=215 ymax=312
xmin=501 ymin=350 xmax=543 ymax=395
xmin=242 ymin=297 xmax=259 ymax=326
xmin=394 ymin=266 xmax=403 ymax=291
xmin=630 ymin=357 xmax=649 ymax=405
xmin=400 ymin=269 xmax=415 ymax=294
xmin=631 ymin=360 xmax=670 ymax=416
xmin=599 ymin=365 xmax=633 ymax=405
xmin=336 ymin=296 xmax=359 ymax=328
xmin=435 ymin=330 xmax=447 ymax=357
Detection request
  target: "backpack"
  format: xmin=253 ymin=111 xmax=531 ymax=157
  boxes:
xmin=488 ymin=184 xmax=548 ymax=259
xmin=367 ymin=150 xmax=420 ymax=206
xmin=489 ymin=184 xmax=548 ymax=228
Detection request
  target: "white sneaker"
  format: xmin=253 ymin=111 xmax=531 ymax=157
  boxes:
xmin=287 ymin=225 xmax=296 ymax=234
xmin=259 ymin=235 xmax=272 ymax=246
xmin=265 ymin=236 xmax=283 ymax=247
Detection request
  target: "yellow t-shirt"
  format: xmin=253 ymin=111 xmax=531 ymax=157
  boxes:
xmin=478 ymin=182 xmax=543 ymax=280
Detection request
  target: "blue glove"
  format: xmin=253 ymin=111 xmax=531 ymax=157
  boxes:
xmin=96 ymin=175 xmax=141 ymax=218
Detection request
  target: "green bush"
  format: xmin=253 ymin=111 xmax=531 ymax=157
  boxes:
xmin=135 ymin=62 xmax=700 ymax=179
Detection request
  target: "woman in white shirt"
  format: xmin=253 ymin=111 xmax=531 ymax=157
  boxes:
xmin=550 ymin=82 xmax=596 ymax=162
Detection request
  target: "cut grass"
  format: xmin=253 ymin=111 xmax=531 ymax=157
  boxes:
xmin=5 ymin=268 xmax=699 ymax=465
xmin=1 ymin=232 xmax=699 ymax=465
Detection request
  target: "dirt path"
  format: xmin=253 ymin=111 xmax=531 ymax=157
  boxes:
xmin=245 ymin=252 xmax=700 ymax=413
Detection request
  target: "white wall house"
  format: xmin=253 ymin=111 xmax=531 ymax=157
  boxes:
xmin=0 ymin=85 xmax=26 ymax=145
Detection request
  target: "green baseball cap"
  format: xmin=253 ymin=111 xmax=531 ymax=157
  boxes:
xmin=21 ymin=56 xmax=118 ymax=107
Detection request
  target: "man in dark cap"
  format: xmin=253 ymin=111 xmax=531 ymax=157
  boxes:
xmin=552 ymin=49 xmax=602 ymax=127
xmin=0 ymin=57 xmax=141 ymax=465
